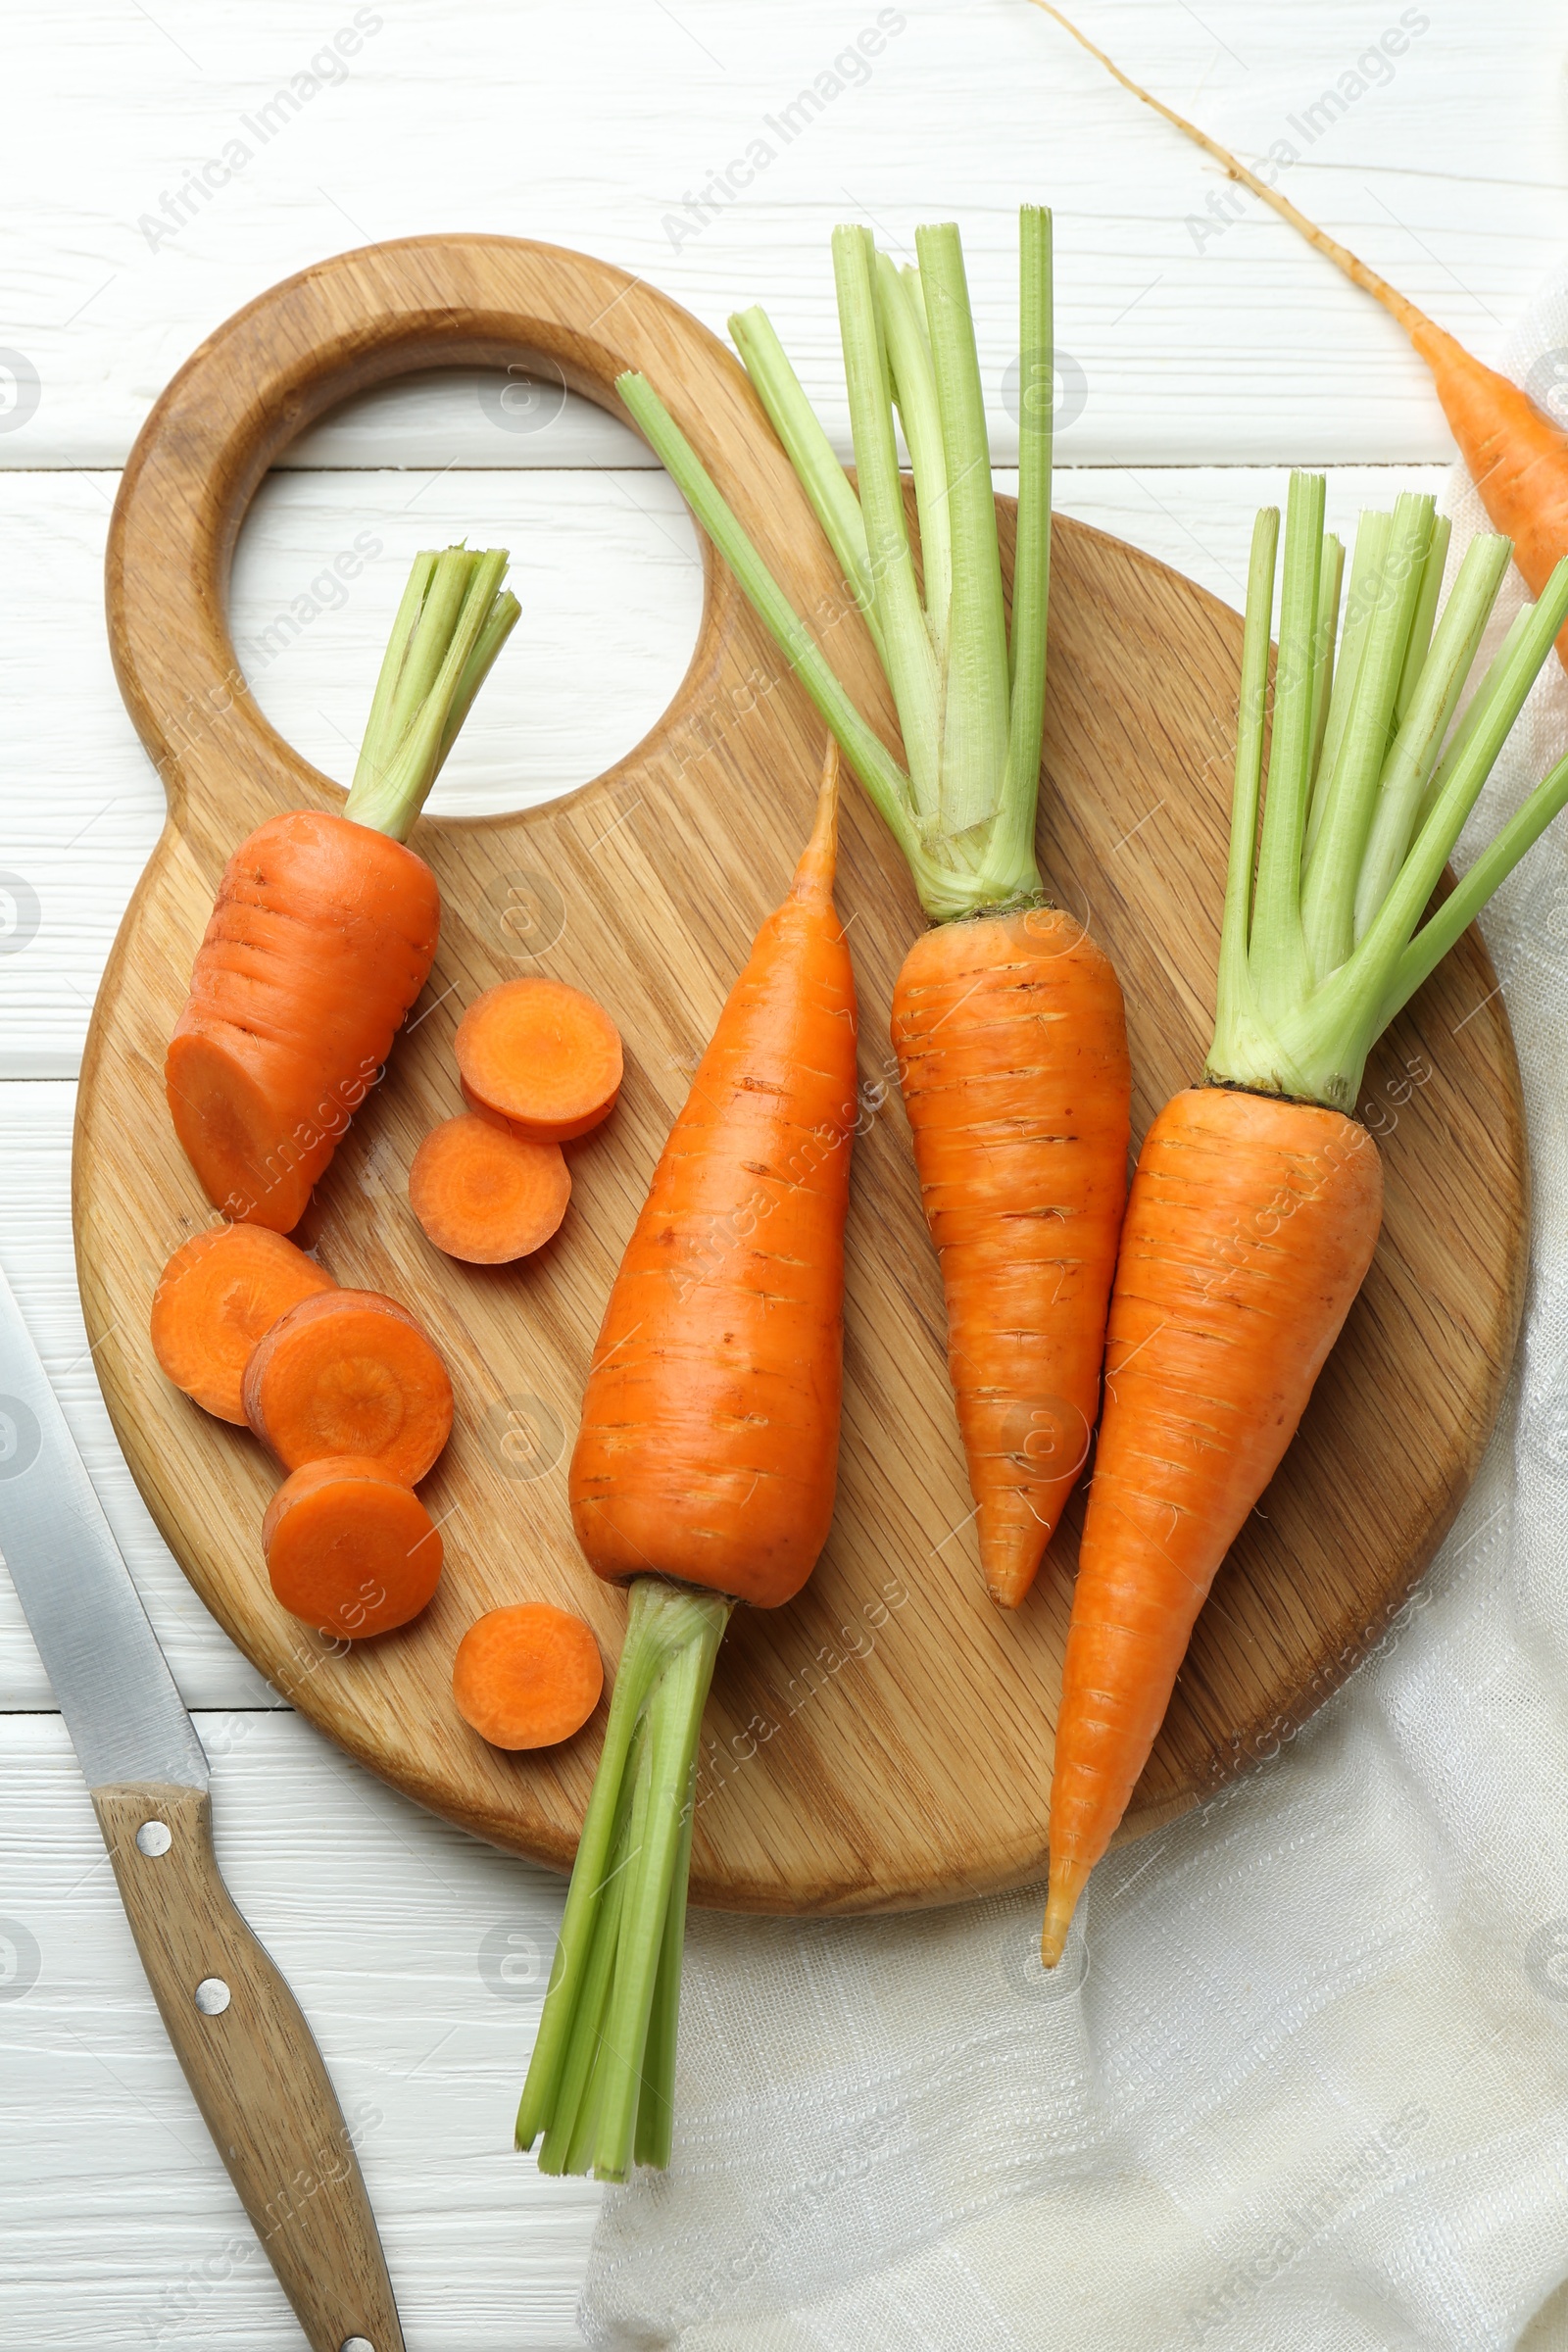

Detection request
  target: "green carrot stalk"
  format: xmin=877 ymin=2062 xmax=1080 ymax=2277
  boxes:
xmin=653 ymin=205 xmax=1058 ymax=925
xmin=517 ymin=1581 xmax=730 ymax=2183
xmin=1396 ymin=513 xmax=1453 ymax=725
xmin=728 ymin=306 xmax=880 ymax=651
xmin=831 ymin=225 xmax=943 ymax=821
xmin=1353 ymin=534 xmax=1514 ymax=937
xmin=1307 ymin=532 xmax=1346 ymax=800
xmin=874 ymin=249 xmax=953 ymax=659
xmin=1250 ymin=470 xmax=1327 ymax=1021
xmin=1207 ymin=470 xmax=1568 ymax=1111
xmin=1306 ymin=510 xmax=1391 ymax=862
xmin=1299 ymin=492 xmax=1433 ymax=983
xmin=343 ymin=545 xmax=520 ymax=841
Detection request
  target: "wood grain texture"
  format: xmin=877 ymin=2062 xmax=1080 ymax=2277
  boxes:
xmin=7 ymin=0 xmax=1568 ymax=472
xmin=92 ymin=1781 xmax=405 ymax=2352
xmin=77 ymin=235 xmax=1526 ymax=1916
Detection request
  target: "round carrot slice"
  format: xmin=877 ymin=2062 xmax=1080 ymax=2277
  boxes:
xmin=410 ymin=1113 xmax=570 ymax=1264
xmin=452 ymin=1603 xmax=604 ymax=1749
xmin=455 ymin=977 xmax=622 ymax=1142
xmin=243 ymin=1288 xmax=453 ymax=1483
xmin=263 ymin=1456 xmax=443 ymax=1638
xmin=152 ymin=1224 xmax=336 ymax=1423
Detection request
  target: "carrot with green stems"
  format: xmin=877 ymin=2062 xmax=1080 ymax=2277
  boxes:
xmin=1027 ymin=0 xmax=1568 ymax=663
xmin=516 ymin=744 xmax=857 ymax=2180
xmin=167 ymin=545 xmax=519 ymax=1233
xmin=1041 ymin=473 xmax=1568 ymax=1965
xmin=619 ymin=206 xmax=1131 ymax=1609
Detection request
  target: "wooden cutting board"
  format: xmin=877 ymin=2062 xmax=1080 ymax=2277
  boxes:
xmin=76 ymin=235 xmax=1527 ymax=1916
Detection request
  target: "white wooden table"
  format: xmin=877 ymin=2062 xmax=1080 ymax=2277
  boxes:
xmin=3 ymin=3 xmax=1564 ymax=2343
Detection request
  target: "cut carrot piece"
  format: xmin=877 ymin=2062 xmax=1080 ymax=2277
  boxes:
xmin=263 ymin=1455 xmax=444 ymax=1638
xmin=455 ymin=978 xmax=622 ymax=1142
xmin=243 ymin=1288 xmax=453 ymax=1483
xmin=164 ymin=546 xmax=520 ymax=1233
xmin=452 ymin=1603 xmax=604 ymax=1749
xmin=166 ymin=813 xmax=441 ymax=1234
xmin=151 ymin=1224 xmax=335 ymax=1423
xmin=410 ymin=1114 xmax=570 ymax=1264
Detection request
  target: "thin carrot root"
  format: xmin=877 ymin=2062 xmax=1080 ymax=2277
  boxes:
xmin=263 ymin=1455 xmax=444 ymax=1638
xmin=455 ymin=978 xmax=623 ymax=1143
xmin=151 ymin=1224 xmax=335 ymax=1423
xmin=167 ymin=810 xmax=441 ymax=1232
xmin=243 ymin=1287 xmax=454 ymax=1484
xmin=410 ymin=1114 xmax=570 ymax=1264
xmin=1042 ymin=1088 xmax=1384 ymax=1961
xmin=1027 ymin=0 xmax=1568 ymax=663
xmin=892 ymin=907 xmax=1130 ymax=1605
xmin=452 ymin=1604 xmax=605 ymax=1749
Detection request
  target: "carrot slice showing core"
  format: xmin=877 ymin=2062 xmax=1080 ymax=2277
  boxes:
xmin=151 ymin=1224 xmax=336 ymax=1423
xmin=243 ymin=1288 xmax=453 ymax=1483
xmin=452 ymin=1603 xmax=604 ymax=1749
xmin=455 ymin=978 xmax=622 ymax=1142
xmin=263 ymin=1455 xmax=444 ymax=1637
xmin=410 ymin=1114 xmax=570 ymax=1263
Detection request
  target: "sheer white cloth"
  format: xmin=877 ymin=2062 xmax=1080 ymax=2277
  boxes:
xmin=578 ymin=264 xmax=1568 ymax=2352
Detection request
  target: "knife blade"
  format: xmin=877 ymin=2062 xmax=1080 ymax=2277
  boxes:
xmin=0 ymin=1257 xmax=405 ymax=2352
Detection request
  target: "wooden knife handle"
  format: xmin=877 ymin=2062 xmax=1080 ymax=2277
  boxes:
xmin=93 ymin=1783 xmax=404 ymax=2352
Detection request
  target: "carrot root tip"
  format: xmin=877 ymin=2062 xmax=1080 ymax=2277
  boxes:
xmin=1041 ymin=1856 xmax=1090 ymax=1968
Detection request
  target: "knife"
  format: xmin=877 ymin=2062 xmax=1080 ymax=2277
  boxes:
xmin=0 ymin=1258 xmax=404 ymax=2352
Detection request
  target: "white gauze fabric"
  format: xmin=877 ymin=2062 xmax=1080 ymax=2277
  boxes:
xmin=577 ymin=265 xmax=1568 ymax=2352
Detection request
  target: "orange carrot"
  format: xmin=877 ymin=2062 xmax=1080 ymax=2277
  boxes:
xmin=455 ymin=978 xmax=623 ymax=1144
xmin=169 ymin=812 xmax=441 ymax=1233
xmin=892 ymin=909 xmax=1130 ymax=1604
xmin=151 ymin=1223 xmax=335 ymax=1422
xmin=1028 ymin=1 xmax=1568 ymax=662
xmin=410 ymin=1113 xmax=570 ymax=1263
xmin=452 ymin=1604 xmax=604 ymax=1748
xmin=1041 ymin=478 xmax=1568 ymax=1963
xmin=517 ymin=746 xmax=858 ymax=2180
xmin=167 ymin=547 xmax=518 ymax=1232
xmin=243 ymin=1288 xmax=454 ymax=1485
xmin=1045 ymin=1091 xmax=1383 ymax=1949
xmin=263 ymin=1455 xmax=444 ymax=1637
xmin=568 ymin=757 xmax=855 ymax=1610
xmin=620 ymin=206 xmax=1132 ymax=1608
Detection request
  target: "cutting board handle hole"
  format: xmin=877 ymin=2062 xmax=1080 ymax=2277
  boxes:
xmin=229 ymin=372 xmax=705 ymax=819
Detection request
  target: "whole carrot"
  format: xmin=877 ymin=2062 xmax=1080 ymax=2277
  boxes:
xmin=166 ymin=547 xmax=518 ymax=1231
xmin=1043 ymin=473 xmax=1568 ymax=1963
xmin=1027 ymin=1 xmax=1568 ymax=663
xmin=620 ymin=206 xmax=1132 ymax=1607
xmin=516 ymin=745 xmax=858 ymax=2179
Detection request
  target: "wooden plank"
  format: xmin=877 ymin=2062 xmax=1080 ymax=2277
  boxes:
xmin=0 ymin=1710 xmax=596 ymax=2350
xmin=2 ymin=2 xmax=1565 ymax=471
